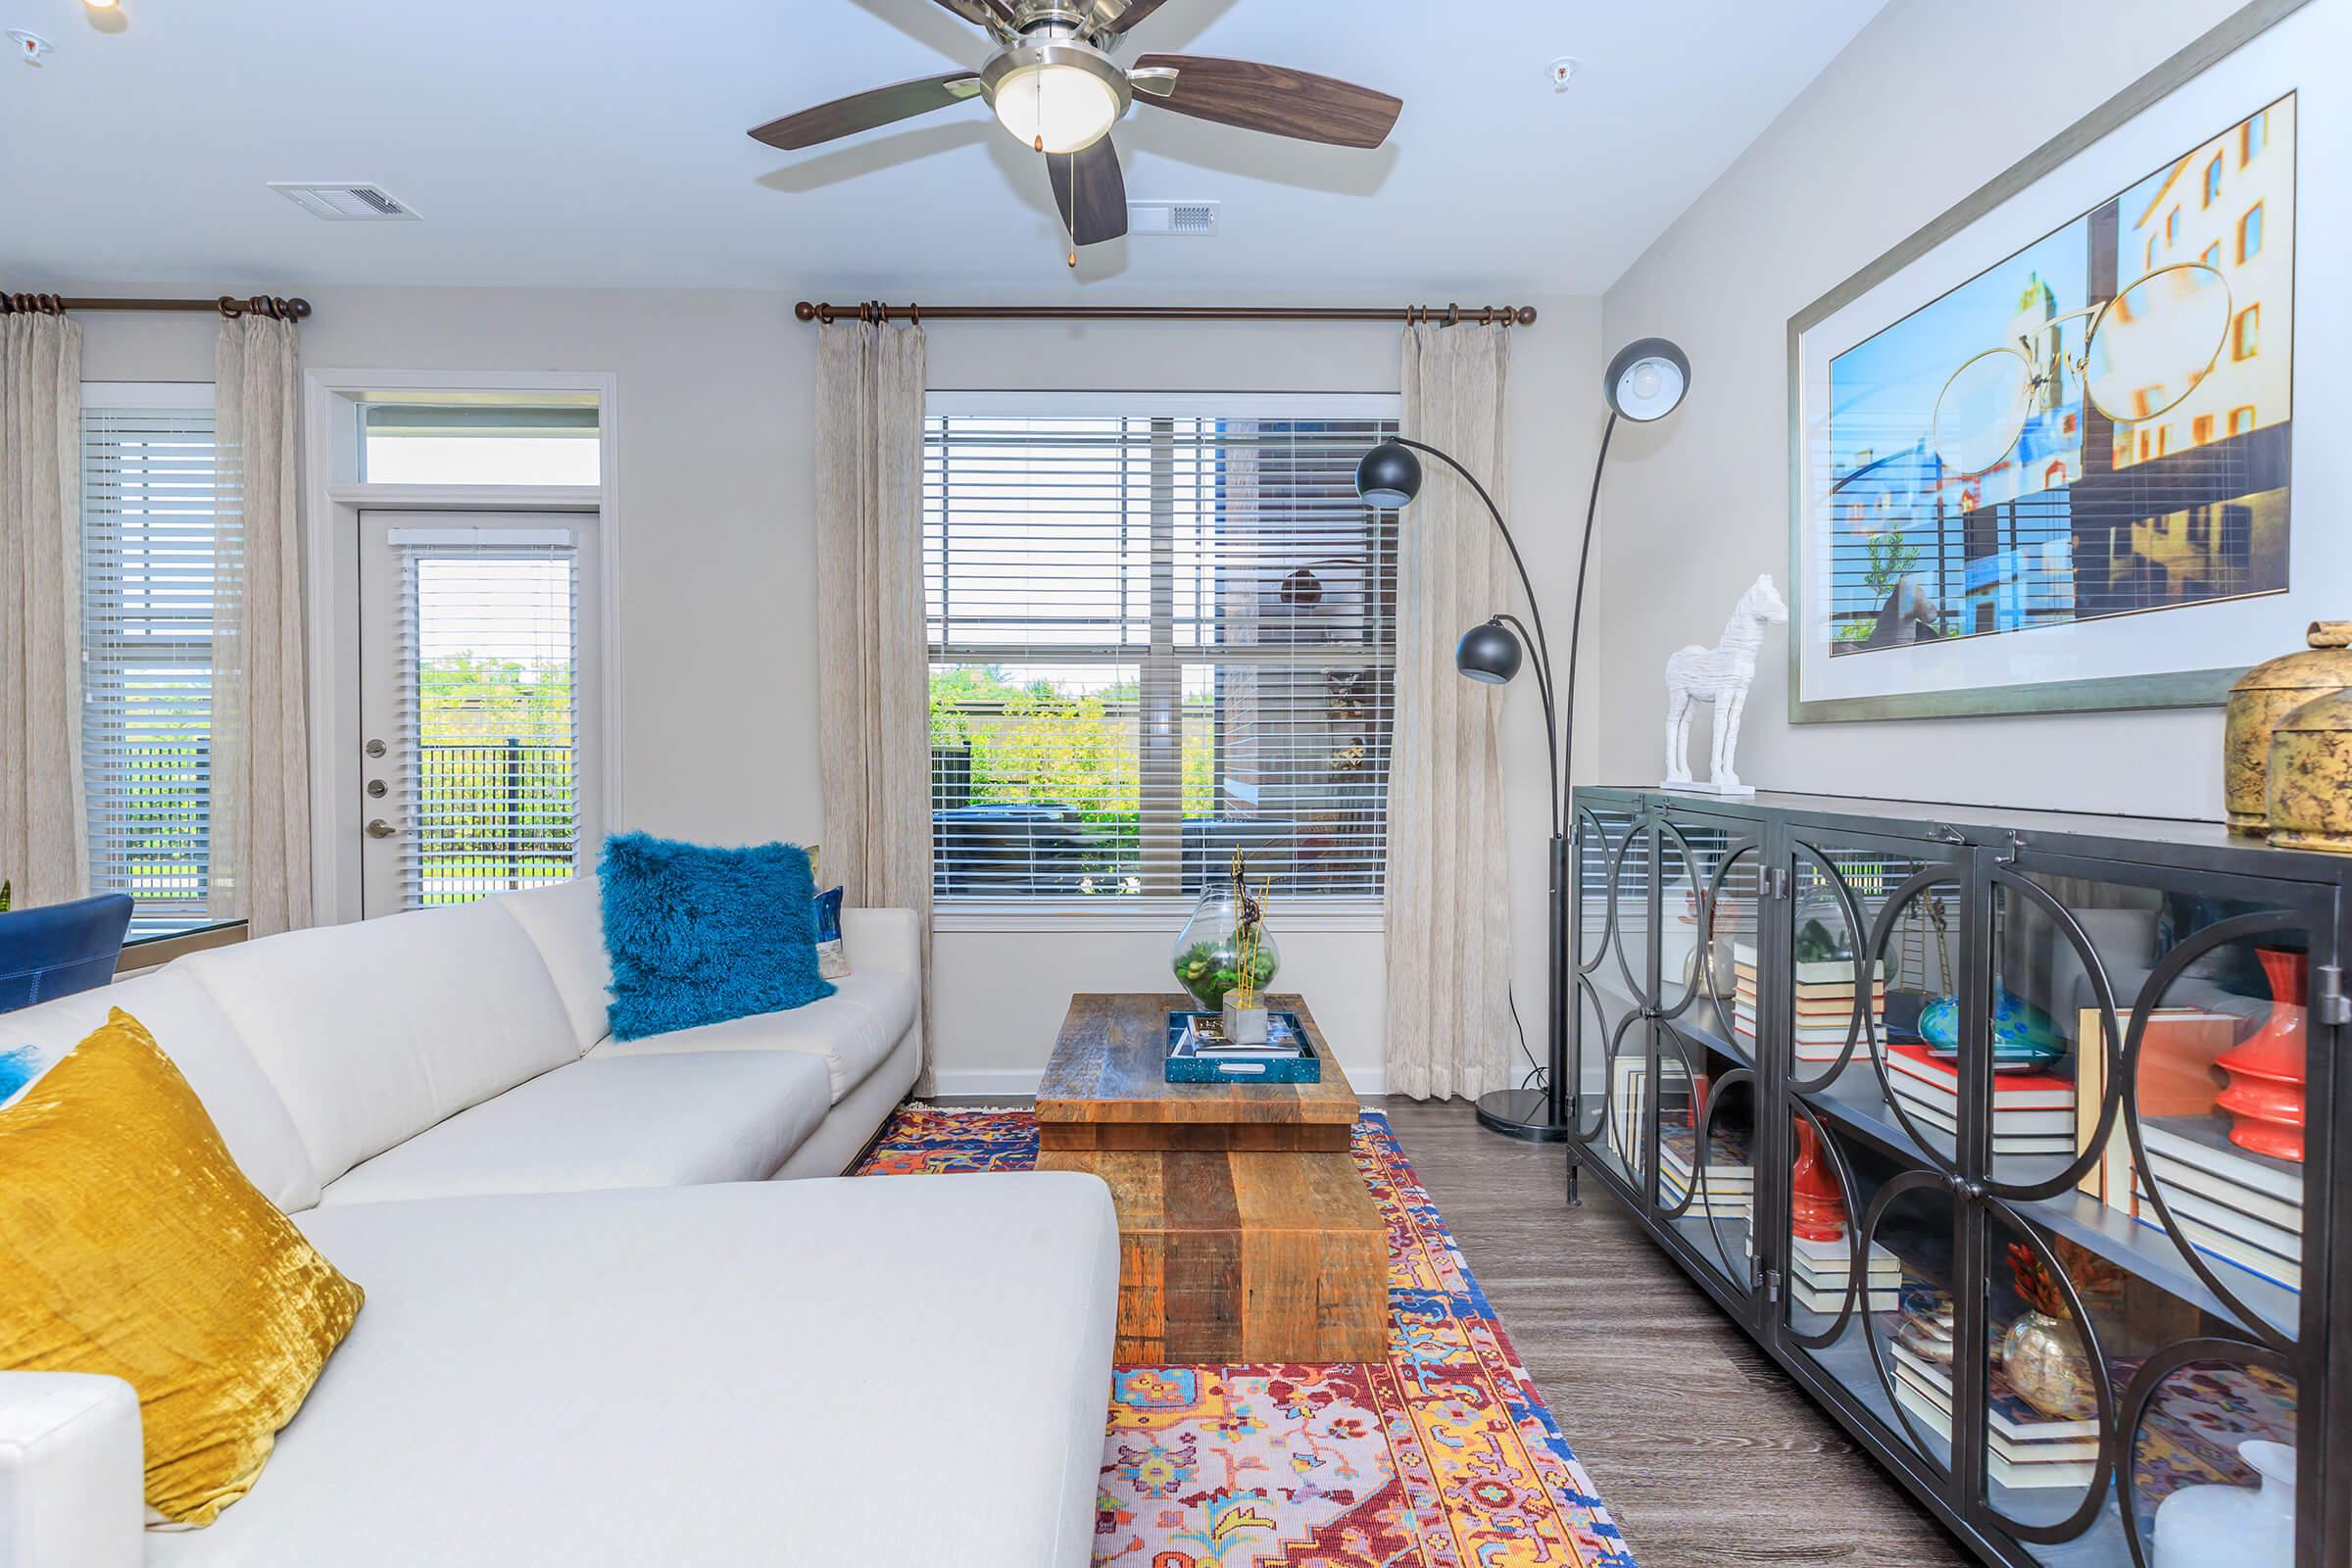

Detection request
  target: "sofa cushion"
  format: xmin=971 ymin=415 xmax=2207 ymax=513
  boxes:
xmin=588 ymin=961 xmax=914 ymax=1103
xmin=490 ymin=876 xmax=612 ymax=1054
xmin=598 ymin=833 xmax=832 ymax=1042
xmin=0 ymin=1011 xmax=364 ymax=1527
xmin=316 ymin=1051 xmax=832 ymax=1206
xmin=0 ymin=969 xmax=318 ymax=1212
xmin=149 ymin=1177 xmax=1118 ymax=1568
xmin=177 ymin=904 xmax=578 ymax=1186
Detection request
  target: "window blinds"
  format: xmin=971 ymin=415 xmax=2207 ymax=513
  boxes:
xmin=80 ymin=404 xmax=218 ymax=936
xmin=925 ymin=411 xmax=1398 ymax=901
xmin=393 ymin=537 xmax=580 ymax=909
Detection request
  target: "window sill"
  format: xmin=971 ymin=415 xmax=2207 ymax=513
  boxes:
xmin=933 ymin=899 xmax=1384 ymax=936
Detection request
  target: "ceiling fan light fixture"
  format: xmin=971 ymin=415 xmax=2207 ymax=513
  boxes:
xmin=982 ymin=41 xmax=1127 ymax=155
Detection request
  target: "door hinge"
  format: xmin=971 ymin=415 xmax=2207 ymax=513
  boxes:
xmin=2318 ymin=964 xmax=2351 ymax=1027
xmin=1768 ymin=867 xmax=1791 ymax=901
xmin=1764 ymin=1267 xmax=1783 ymax=1302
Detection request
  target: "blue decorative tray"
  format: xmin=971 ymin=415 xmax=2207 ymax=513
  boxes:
xmin=1164 ymin=1011 xmax=1322 ymax=1084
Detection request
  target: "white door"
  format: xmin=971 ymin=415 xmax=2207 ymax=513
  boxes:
xmin=357 ymin=512 xmax=604 ymax=918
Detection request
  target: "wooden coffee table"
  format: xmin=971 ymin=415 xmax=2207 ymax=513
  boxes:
xmin=1036 ymin=994 xmax=1386 ymax=1363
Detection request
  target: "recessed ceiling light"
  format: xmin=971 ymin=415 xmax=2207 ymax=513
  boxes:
xmin=83 ymin=0 xmax=121 ymax=10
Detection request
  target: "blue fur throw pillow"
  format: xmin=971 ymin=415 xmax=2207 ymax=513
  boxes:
xmin=599 ymin=833 xmax=835 ymax=1042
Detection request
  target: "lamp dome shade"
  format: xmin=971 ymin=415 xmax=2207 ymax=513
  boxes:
xmin=1456 ymin=619 xmax=1524 ymax=685
xmin=1354 ymin=441 xmax=1422 ymax=509
xmin=1604 ymin=337 xmax=1691 ymax=422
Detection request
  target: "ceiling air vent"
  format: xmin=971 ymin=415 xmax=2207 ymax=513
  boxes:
xmin=269 ymin=182 xmax=419 ymax=221
xmin=1128 ymin=201 xmax=1220 ymax=237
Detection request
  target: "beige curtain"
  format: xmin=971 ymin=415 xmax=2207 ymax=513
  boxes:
xmin=1385 ymin=322 xmax=1514 ymax=1101
xmin=815 ymin=319 xmax=933 ymax=1091
xmin=213 ymin=316 xmax=313 ymax=936
xmin=0 ymin=314 xmax=90 ymax=907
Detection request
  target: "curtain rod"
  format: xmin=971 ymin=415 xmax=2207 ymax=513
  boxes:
xmin=0 ymin=293 xmax=313 ymax=320
xmin=795 ymin=300 xmax=1538 ymax=327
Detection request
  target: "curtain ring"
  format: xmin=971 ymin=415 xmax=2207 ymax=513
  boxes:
xmin=217 ymin=296 xmax=240 ymax=319
xmin=909 ymin=302 xmax=921 ymax=326
xmin=1446 ymin=303 xmax=1460 ymax=327
xmin=1480 ymin=307 xmax=1495 ymax=326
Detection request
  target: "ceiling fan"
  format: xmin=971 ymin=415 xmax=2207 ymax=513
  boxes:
xmin=748 ymin=0 xmax=1403 ymax=252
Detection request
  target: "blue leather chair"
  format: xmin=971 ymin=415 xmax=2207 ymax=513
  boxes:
xmin=0 ymin=894 xmax=135 ymax=1014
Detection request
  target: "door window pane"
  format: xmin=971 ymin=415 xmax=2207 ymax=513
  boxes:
xmin=362 ymin=400 xmax=600 ymax=485
xmin=398 ymin=545 xmax=580 ymax=906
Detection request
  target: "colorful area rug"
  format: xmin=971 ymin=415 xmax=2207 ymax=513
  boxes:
xmin=858 ymin=1106 xmax=1637 ymax=1568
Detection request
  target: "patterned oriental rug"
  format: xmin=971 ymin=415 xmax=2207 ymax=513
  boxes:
xmin=858 ymin=1107 xmax=1638 ymax=1568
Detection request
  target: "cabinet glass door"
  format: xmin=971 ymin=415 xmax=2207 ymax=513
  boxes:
xmin=1573 ymin=800 xmax=1647 ymax=1191
xmin=1660 ymin=810 xmax=1764 ymax=1062
xmin=1655 ymin=1038 xmax=1762 ymax=1316
xmin=1969 ymin=857 xmax=2326 ymax=1567
xmin=1785 ymin=829 xmax=1968 ymax=1177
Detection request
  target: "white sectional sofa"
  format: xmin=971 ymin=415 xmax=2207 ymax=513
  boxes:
xmin=0 ymin=879 xmax=1118 ymax=1568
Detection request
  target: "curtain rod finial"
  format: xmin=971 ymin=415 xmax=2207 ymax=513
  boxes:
xmin=795 ymin=301 xmax=818 ymax=322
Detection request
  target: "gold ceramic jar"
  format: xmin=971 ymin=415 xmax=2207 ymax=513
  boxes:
xmin=2225 ymin=621 xmax=2352 ymax=835
xmin=2267 ymin=687 xmax=2352 ymax=854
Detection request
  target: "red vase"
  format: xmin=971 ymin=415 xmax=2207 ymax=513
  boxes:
xmin=1789 ymin=1118 xmax=1847 ymax=1243
xmin=2215 ymin=947 xmax=2308 ymax=1163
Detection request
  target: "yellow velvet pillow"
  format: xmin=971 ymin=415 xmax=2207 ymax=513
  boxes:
xmin=0 ymin=1008 xmax=363 ymax=1526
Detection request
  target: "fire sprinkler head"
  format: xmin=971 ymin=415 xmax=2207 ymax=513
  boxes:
xmin=8 ymin=27 xmax=56 ymax=65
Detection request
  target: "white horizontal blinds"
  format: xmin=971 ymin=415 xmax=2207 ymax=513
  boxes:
xmin=394 ymin=537 xmax=580 ymax=909
xmin=925 ymin=411 xmax=1398 ymax=900
xmin=80 ymin=404 xmax=219 ymax=937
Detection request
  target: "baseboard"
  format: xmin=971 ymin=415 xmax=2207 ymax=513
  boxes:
xmin=929 ymin=1064 xmax=1387 ymax=1098
xmin=929 ymin=1069 xmax=1048 ymax=1098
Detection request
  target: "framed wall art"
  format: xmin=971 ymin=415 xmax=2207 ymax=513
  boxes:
xmin=1786 ymin=0 xmax=2339 ymax=722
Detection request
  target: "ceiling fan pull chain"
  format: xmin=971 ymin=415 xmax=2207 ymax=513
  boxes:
xmin=1067 ymin=150 xmax=1079 ymax=269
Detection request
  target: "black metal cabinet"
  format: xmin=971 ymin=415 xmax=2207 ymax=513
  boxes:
xmin=1567 ymin=788 xmax=2346 ymax=1568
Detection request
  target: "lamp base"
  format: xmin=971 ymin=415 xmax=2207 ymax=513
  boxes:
xmin=1474 ymin=1087 xmax=1574 ymax=1142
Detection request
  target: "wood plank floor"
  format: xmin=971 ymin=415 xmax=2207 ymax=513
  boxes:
xmin=1373 ymin=1097 xmax=1976 ymax=1568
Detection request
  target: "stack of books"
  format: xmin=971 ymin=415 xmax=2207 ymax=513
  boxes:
xmin=1884 ymin=1043 xmax=2076 ymax=1157
xmin=2133 ymin=1115 xmax=2303 ymax=1292
xmin=1659 ymin=1124 xmax=1752 ymax=1222
xmin=1731 ymin=942 xmax=1882 ymax=1064
xmin=1889 ymin=1337 xmax=2101 ymax=1489
xmin=1784 ymin=1231 xmax=1900 ymax=1313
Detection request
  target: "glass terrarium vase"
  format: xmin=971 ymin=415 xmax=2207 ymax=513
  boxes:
xmin=1171 ymin=887 xmax=1281 ymax=1011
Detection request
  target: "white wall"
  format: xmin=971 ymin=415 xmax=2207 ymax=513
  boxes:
xmin=71 ymin=286 xmax=1604 ymax=1094
xmin=1594 ymin=0 xmax=2329 ymax=819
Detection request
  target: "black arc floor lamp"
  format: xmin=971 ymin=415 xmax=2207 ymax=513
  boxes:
xmin=1356 ymin=336 xmax=1692 ymax=1141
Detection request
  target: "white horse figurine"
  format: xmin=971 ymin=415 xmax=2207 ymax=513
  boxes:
xmin=1663 ymin=574 xmax=1788 ymax=797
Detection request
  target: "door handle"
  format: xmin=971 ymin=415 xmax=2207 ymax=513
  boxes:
xmin=366 ymin=819 xmax=399 ymax=840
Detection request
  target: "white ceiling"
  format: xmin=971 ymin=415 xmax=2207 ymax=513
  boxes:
xmin=0 ymin=0 xmax=1887 ymax=297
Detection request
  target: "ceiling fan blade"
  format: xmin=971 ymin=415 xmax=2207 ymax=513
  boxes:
xmin=931 ymin=0 xmax=1014 ymax=31
xmin=1089 ymin=0 xmax=1177 ymax=35
xmin=748 ymin=73 xmax=983 ymax=151
xmin=1050 ymin=137 xmax=1129 ymax=247
xmin=1130 ymin=55 xmax=1401 ymax=149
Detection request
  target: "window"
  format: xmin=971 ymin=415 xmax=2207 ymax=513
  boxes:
xmin=2204 ymin=154 xmax=2224 ymax=207
xmin=359 ymin=395 xmax=600 ymax=485
xmin=2230 ymin=406 xmax=2258 ymax=437
xmin=925 ymin=399 xmax=1398 ymax=903
xmin=391 ymin=532 xmax=581 ymax=908
xmin=2242 ymin=110 xmax=2268 ymax=165
xmin=2202 ymin=242 xmax=2223 ymax=270
xmin=2238 ymin=202 xmax=2265 ymax=264
xmin=2165 ymin=207 xmax=2181 ymax=245
xmin=80 ymin=389 xmax=218 ymax=937
xmin=2193 ymin=414 xmax=2216 ymax=445
xmin=2234 ymin=304 xmax=2261 ymax=361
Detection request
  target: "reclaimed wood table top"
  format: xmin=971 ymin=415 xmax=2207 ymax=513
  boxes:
xmin=1035 ymin=993 xmax=1360 ymax=1128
